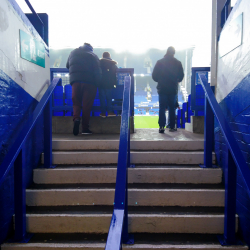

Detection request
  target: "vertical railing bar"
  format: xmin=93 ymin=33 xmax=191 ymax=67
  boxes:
xmin=14 ymin=149 xmax=26 ymax=241
xmin=218 ymin=149 xmax=237 ymax=245
xmin=122 ymin=77 xmax=131 ymax=244
xmin=200 ymin=96 xmax=214 ymax=168
xmin=105 ymin=76 xmax=134 ymax=249
xmin=44 ymin=96 xmax=52 ymax=168
xmin=123 ymin=115 xmax=130 ymax=243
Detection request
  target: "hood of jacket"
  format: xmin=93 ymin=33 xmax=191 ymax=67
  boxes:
xmin=100 ymin=58 xmax=117 ymax=65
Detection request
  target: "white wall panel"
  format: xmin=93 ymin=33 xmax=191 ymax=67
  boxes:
xmin=216 ymin=0 xmax=250 ymax=103
xmin=0 ymin=0 xmax=49 ymax=101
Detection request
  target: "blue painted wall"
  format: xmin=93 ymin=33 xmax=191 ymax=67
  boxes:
xmin=215 ymin=0 xmax=250 ymax=245
xmin=0 ymin=69 xmax=44 ymax=243
xmin=214 ymin=72 xmax=250 ymax=245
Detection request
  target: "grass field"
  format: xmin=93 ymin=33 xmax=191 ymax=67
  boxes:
xmin=134 ymin=116 xmax=159 ymax=128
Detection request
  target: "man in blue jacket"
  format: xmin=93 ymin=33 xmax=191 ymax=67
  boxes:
xmin=66 ymin=43 xmax=102 ymax=135
xmin=152 ymin=46 xmax=184 ymax=133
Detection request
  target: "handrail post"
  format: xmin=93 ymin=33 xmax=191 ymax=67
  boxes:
xmin=122 ymin=127 xmax=129 ymax=243
xmin=200 ymin=96 xmax=215 ymax=168
xmin=44 ymin=96 xmax=53 ymax=168
xmin=122 ymin=173 xmax=129 ymax=244
xmin=14 ymin=148 xmax=26 ymax=241
xmin=122 ymin=86 xmax=134 ymax=245
xmin=218 ymin=149 xmax=237 ymax=245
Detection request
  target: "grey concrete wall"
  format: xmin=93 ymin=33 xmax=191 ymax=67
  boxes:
xmin=52 ymin=116 xmax=134 ymax=134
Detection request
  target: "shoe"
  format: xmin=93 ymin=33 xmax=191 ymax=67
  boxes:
xmin=107 ymin=112 xmax=116 ymax=117
xmin=82 ymin=129 xmax=92 ymax=135
xmin=169 ymin=128 xmax=177 ymax=132
xmin=159 ymin=127 xmax=165 ymax=133
xmin=99 ymin=113 xmax=106 ymax=118
xmin=73 ymin=120 xmax=80 ymax=136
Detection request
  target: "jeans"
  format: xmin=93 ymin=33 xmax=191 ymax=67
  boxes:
xmin=72 ymin=82 xmax=97 ymax=130
xmin=99 ymin=88 xmax=113 ymax=113
xmin=158 ymin=93 xmax=177 ymax=129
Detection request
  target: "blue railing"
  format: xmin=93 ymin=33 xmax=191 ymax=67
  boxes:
xmin=105 ymin=76 xmax=133 ymax=250
xmin=191 ymin=67 xmax=210 ymax=116
xmin=198 ymin=73 xmax=250 ymax=245
xmin=24 ymin=0 xmax=45 ymax=40
xmin=50 ymin=68 xmax=134 ymax=116
xmin=0 ymin=77 xmax=61 ymax=241
xmin=221 ymin=0 xmax=231 ymax=28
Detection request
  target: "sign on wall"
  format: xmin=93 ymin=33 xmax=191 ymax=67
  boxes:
xmin=19 ymin=29 xmax=45 ymax=68
xmin=219 ymin=13 xmax=243 ymax=58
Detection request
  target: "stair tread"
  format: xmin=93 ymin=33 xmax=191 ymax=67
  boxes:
xmin=2 ymin=233 xmax=248 ymax=246
xmin=26 ymin=206 xmax=225 ymax=215
xmin=2 ymin=243 xmax=248 ymax=250
xmin=3 ymin=234 xmax=248 ymax=249
xmin=2 ymin=233 xmax=247 ymax=245
xmin=51 ymin=150 xmax=206 ymax=152
xmin=35 ymin=165 xmax=220 ymax=169
xmin=27 ymin=188 xmax=224 ymax=191
xmin=28 ymin=183 xmax=224 ymax=189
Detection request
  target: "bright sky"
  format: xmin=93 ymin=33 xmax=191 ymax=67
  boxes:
xmin=16 ymin=0 xmax=212 ymax=66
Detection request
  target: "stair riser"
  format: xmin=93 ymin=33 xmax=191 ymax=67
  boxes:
xmin=41 ymin=152 xmax=216 ymax=165
xmin=26 ymin=189 xmax=225 ymax=207
xmin=33 ymin=168 xmax=222 ymax=185
xmin=23 ymin=214 xmax=232 ymax=234
xmin=2 ymin=243 xmax=248 ymax=250
xmin=52 ymin=140 xmax=204 ymax=151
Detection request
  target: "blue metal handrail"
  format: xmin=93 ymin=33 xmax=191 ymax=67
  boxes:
xmin=24 ymin=0 xmax=44 ymax=26
xmin=221 ymin=0 xmax=231 ymax=28
xmin=198 ymin=73 xmax=250 ymax=245
xmin=0 ymin=77 xmax=61 ymax=241
xmin=105 ymin=76 xmax=133 ymax=250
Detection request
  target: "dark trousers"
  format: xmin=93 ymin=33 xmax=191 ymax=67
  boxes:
xmin=99 ymin=88 xmax=113 ymax=113
xmin=72 ymin=82 xmax=97 ymax=130
xmin=158 ymin=94 xmax=177 ymax=129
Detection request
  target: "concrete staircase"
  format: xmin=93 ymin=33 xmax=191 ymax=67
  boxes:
xmin=2 ymin=135 xmax=248 ymax=250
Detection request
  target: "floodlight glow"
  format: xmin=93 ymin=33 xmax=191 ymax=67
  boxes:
xmin=57 ymin=74 xmax=61 ymax=77
xmin=134 ymin=74 xmax=137 ymax=76
xmin=14 ymin=0 xmax=212 ymax=67
xmin=65 ymin=74 xmax=69 ymax=77
xmin=141 ymin=74 xmax=144 ymax=77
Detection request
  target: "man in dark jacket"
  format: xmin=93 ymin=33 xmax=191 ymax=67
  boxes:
xmin=66 ymin=43 xmax=102 ymax=135
xmin=99 ymin=52 xmax=118 ymax=117
xmin=152 ymin=46 xmax=184 ymax=133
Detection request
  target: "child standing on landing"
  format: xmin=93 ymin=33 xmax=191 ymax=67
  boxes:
xmin=99 ymin=52 xmax=118 ymax=118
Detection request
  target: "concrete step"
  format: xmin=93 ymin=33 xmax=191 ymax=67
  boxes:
xmin=52 ymin=140 xmax=204 ymax=151
xmin=33 ymin=167 xmax=222 ymax=184
xmin=26 ymin=188 xmax=224 ymax=207
xmin=2 ymin=233 xmax=248 ymax=250
xmin=41 ymin=152 xmax=216 ymax=165
xmin=22 ymin=213 xmax=233 ymax=234
xmin=2 ymin=243 xmax=248 ymax=250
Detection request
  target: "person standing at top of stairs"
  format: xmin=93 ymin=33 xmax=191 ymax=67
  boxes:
xmin=99 ymin=51 xmax=118 ymax=118
xmin=152 ymin=46 xmax=184 ymax=133
xmin=66 ymin=43 xmax=102 ymax=136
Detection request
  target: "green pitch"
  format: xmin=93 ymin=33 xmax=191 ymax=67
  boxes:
xmin=134 ymin=116 xmax=159 ymax=128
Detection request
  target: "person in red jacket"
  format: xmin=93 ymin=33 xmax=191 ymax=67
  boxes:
xmin=66 ymin=43 xmax=102 ymax=135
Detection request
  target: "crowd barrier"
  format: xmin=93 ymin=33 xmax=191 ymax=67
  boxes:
xmin=50 ymin=68 xmax=134 ymax=117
